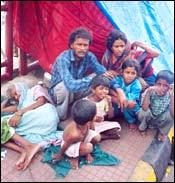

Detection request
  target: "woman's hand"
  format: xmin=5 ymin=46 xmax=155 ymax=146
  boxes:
xmin=8 ymin=114 xmax=21 ymax=127
xmin=127 ymin=100 xmax=136 ymax=108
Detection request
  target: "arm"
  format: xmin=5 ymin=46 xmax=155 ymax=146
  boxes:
xmin=105 ymin=95 xmax=114 ymax=118
xmin=1 ymin=99 xmax=18 ymax=113
xmin=16 ymin=96 xmax=46 ymax=116
xmin=110 ymin=76 xmax=128 ymax=110
xmin=132 ymin=41 xmax=159 ymax=58
xmin=58 ymin=56 xmax=93 ymax=92
xmin=169 ymin=84 xmax=174 ymax=118
xmin=141 ymin=87 xmax=155 ymax=111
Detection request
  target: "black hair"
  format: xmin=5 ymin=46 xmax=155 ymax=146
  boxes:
xmin=71 ymin=99 xmax=96 ymax=125
xmin=155 ymin=70 xmax=174 ymax=84
xmin=106 ymin=29 xmax=127 ymax=52
xmin=90 ymin=75 xmax=110 ymax=89
xmin=122 ymin=59 xmax=140 ymax=74
xmin=68 ymin=27 xmax=92 ymax=48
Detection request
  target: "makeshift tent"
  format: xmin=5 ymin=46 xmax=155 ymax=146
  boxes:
xmin=13 ymin=1 xmax=174 ymax=74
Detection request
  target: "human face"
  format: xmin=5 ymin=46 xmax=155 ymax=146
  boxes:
xmin=155 ymin=78 xmax=170 ymax=96
xmin=92 ymin=85 xmax=109 ymax=100
xmin=112 ymin=39 xmax=126 ymax=57
xmin=122 ymin=67 xmax=137 ymax=84
xmin=9 ymin=88 xmax=20 ymax=102
xmin=70 ymin=38 xmax=90 ymax=59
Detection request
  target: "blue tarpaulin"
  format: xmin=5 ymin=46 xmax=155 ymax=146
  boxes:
xmin=96 ymin=1 xmax=174 ymax=74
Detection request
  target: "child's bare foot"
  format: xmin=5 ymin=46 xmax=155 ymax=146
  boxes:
xmin=21 ymin=143 xmax=41 ymax=170
xmin=129 ymin=124 xmax=137 ymax=131
xmin=86 ymin=153 xmax=93 ymax=164
xmin=16 ymin=150 xmax=27 ymax=170
xmin=157 ymin=133 xmax=167 ymax=142
xmin=70 ymin=157 xmax=79 ymax=169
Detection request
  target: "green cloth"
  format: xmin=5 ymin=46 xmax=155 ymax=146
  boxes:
xmin=1 ymin=116 xmax=15 ymax=144
xmin=42 ymin=144 xmax=121 ymax=177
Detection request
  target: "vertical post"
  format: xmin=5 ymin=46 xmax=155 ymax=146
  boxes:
xmin=19 ymin=49 xmax=28 ymax=75
xmin=5 ymin=1 xmax=13 ymax=80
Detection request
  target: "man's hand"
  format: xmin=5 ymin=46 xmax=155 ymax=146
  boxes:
xmin=94 ymin=115 xmax=104 ymax=122
xmin=8 ymin=115 xmax=21 ymax=127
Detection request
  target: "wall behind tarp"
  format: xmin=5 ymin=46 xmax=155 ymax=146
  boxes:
xmin=13 ymin=1 xmax=114 ymax=73
xmin=96 ymin=1 xmax=174 ymax=74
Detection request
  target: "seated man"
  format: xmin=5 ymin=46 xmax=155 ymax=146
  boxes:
xmin=49 ymin=27 xmax=109 ymax=121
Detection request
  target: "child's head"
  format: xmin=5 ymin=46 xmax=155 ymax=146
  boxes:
xmin=71 ymin=99 xmax=96 ymax=125
xmin=121 ymin=59 xmax=140 ymax=84
xmin=90 ymin=75 xmax=110 ymax=100
xmin=155 ymin=70 xmax=174 ymax=95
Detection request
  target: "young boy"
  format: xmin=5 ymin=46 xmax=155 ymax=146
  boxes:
xmin=52 ymin=99 xmax=101 ymax=169
xmin=138 ymin=70 xmax=174 ymax=141
xmin=111 ymin=59 xmax=142 ymax=131
xmin=1 ymin=116 xmax=41 ymax=170
xmin=86 ymin=75 xmax=121 ymax=140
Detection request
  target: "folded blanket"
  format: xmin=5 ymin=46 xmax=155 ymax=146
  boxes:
xmin=42 ymin=144 xmax=121 ymax=177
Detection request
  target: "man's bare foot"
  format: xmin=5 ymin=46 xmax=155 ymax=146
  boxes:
xmin=21 ymin=143 xmax=41 ymax=170
xmin=86 ymin=153 xmax=93 ymax=164
xmin=15 ymin=150 xmax=27 ymax=170
xmin=129 ymin=124 xmax=137 ymax=131
xmin=70 ymin=157 xmax=79 ymax=169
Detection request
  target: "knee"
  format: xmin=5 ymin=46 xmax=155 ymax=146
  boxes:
xmin=85 ymin=143 xmax=93 ymax=153
xmin=137 ymin=109 xmax=149 ymax=120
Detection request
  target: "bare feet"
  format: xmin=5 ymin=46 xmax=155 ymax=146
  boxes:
xmin=70 ymin=157 xmax=79 ymax=169
xmin=129 ymin=124 xmax=137 ymax=131
xmin=157 ymin=133 xmax=167 ymax=142
xmin=86 ymin=153 xmax=93 ymax=164
xmin=16 ymin=150 xmax=27 ymax=170
xmin=20 ymin=143 xmax=41 ymax=170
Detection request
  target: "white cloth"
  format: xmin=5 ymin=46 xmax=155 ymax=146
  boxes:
xmin=61 ymin=129 xmax=99 ymax=158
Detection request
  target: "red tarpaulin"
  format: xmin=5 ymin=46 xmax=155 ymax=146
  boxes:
xmin=13 ymin=1 xmax=114 ymax=73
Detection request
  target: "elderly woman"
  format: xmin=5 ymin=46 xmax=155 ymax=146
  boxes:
xmin=1 ymin=82 xmax=62 ymax=144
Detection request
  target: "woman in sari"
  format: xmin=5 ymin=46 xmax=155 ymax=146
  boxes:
xmin=102 ymin=30 xmax=159 ymax=88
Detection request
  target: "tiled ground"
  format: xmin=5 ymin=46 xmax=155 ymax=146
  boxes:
xmin=1 ymin=116 xmax=155 ymax=182
xmin=1 ymin=68 xmax=172 ymax=182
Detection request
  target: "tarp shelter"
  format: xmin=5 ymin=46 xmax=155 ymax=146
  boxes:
xmin=13 ymin=1 xmax=174 ymax=74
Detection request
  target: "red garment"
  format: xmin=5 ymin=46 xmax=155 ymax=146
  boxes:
xmin=132 ymin=51 xmax=154 ymax=77
xmin=13 ymin=2 xmax=114 ymax=73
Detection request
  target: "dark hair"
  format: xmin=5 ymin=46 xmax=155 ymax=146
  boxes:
xmin=90 ymin=75 xmax=110 ymax=89
xmin=106 ymin=29 xmax=127 ymax=52
xmin=122 ymin=59 xmax=140 ymax=74
xmin=71 ymin=99 xmax=96 ymax=125
xmin=68 ymin=27 xmax=92 ymax=48
xmin=155 ymin=70 xmax=174 ymax=84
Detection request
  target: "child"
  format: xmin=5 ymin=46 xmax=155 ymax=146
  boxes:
xmin=138 ymin=70 xmax=174 ymax=141
xmin=1 ymin=116 xmax=41 ymax=170
xmin=52 ymin=99 xmax=101 ymax=169
xmin=111 ymin=59 xmax=142 ymax=131
xmin=86 ymin=75 xmax=121 ymax=140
